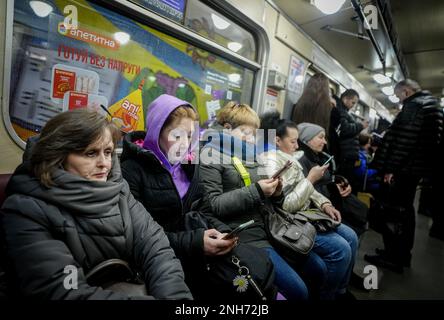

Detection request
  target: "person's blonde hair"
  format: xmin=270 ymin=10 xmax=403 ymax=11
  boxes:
xmin=216 ymin=102 xmax=260 ymax=129
xmin=163 ymin=105 xmax=198 ymax=129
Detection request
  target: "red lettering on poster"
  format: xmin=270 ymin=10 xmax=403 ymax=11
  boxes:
xmin=57 ymin=44 xmax=141 ymax=75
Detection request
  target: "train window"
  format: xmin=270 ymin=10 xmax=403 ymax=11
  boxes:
xmin=184 ymin=0 xmax=257 ymax=61
xmin=5 ymin=0 xmax=255 ymax=144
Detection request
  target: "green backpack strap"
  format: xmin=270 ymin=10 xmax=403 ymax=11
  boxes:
xmin=232 ymin=156 xmax=251 ymax=187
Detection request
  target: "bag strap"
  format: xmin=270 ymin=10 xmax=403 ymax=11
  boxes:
xmin=363 ymin=166 xmax=368 ymax=191
xmin=232 ymin=156 xmax=251 ymax=187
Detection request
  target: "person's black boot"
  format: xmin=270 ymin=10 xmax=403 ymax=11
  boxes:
xmin=374 ymin=248 xmax=411 ymax=268
xmin=364 ymin=253 xmax=404 ymax=274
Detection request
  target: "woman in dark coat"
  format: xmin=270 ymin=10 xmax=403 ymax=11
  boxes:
xmin=297 ymin=122 xmax=368 ymax=237
xmin=0 ymin=109 xmax=191 ymax=300
xmin=120 ymin=94 xmax=247 ymax=299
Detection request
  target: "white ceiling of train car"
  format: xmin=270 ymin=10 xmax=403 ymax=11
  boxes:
xmin=390 ymin=0 xmax=444 ymax=99
xmin=272 ymin=0 xmax=444 ymax=112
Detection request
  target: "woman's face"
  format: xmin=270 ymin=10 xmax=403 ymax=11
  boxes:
xmin=64 ymin=128 xmax=114 ymax=182
xmin=307 ymin=131 xmax=327 ymax=153
xmin=229 ymin=124 xmax=257 ymax=144
xmin=159 ymin=117 xmax=195 ymax=164
xmin=277 ymin=127 xmax=299 ymax=155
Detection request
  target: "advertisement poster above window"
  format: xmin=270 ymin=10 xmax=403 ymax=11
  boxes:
xmin=6 ymin=0 xmax=253 ymax=142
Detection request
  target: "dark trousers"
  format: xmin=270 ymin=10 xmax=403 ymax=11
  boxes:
xmin=418 ymin=178 xmax=433 ymax=216
xmin=382 ymin=175 xmax=419 ymax=264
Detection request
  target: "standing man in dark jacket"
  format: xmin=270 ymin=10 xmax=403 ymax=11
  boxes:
xmin=365 ymin=79 xmax=444 ymax=271
xmin=335 ymin=90 xmax=369 ymax=192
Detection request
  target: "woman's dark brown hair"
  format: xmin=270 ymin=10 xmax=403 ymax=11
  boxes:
xmin=291 ymin=73 xmax=332 ymax=133
xmin=30 ymin=109 xmax=121 ymax=187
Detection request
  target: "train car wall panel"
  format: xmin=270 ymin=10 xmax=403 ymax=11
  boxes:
xmin=275 ymin=14 xmax=313 ymax=62
xmin=226 ymin=0 xmax=265 ymax=26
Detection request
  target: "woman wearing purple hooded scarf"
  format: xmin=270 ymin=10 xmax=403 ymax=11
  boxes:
xmin=120 ymin=94 xmax=276 ymax=300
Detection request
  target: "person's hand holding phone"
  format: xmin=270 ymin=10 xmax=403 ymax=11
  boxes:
xmin=384 ymin=173 xmax=394 ymax=184
xmin=337 ymin=183 xmax=352 ymax=197
xmin=271 ymin=178 xmax=283 ymax=197
xmin=307 ymin=165 xmax=328 ymax=184
xmin=257 ymin=178 xmax=280 ymax=197
xmin=203 ymin=229 xmax=237 ymax=256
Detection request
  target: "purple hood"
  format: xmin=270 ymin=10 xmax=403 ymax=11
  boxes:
xmin=142 ymin=94 xmax=196 ymax=198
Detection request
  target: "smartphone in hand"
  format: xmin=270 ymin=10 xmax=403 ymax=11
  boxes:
xmin=222 ymin=220 xmax=255 ymax=240
xmin=335 ymin=174 xmax=349 ymax=188
xmin=322 ymin=155 xmax=334 ymax=166
xmin=271 ymin=160 xmax=293 ymax=180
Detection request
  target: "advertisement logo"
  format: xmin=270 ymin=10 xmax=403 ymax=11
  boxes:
xmin=57 ymin=22 xmax=119 ymax=50
xmin=58 ymin=22 xmax=68 ymax=35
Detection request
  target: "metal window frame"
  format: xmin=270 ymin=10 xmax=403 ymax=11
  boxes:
xmin=2 ymin=0 xmax=270 ymax=149
xmin=2 ymin=0 xmax=20 ymax=147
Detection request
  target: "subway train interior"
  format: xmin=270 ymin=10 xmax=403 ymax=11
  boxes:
xmin=0 ymin=0 xmax=443 ymax=301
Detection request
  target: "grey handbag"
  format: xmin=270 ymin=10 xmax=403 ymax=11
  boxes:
xmin=296 ymin=208 xmax=340 ymax=233
xmin=265 ymin=205 xmax=316 ymax=255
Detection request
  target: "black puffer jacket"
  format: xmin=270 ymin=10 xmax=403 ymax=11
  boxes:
xmin=297 ymin=142 xmax=340 ymax=204
xmin=120 ymin=131 xmax=229 ymax=263
xmin=0 ymin=144 xmax=192 ymax=300
xmin=336 ymin=102 xmax=363 ymax=161
xmin=372 ymin=91 xmax=444 ymax=177
xmin=298 ymin=142 xmax=368 ymax=236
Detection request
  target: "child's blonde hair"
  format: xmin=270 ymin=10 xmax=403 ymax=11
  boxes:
xmin=216 ymin=102 xmax=260 ymax=129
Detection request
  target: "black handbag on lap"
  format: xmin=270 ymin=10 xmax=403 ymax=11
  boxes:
xmin=203 ymin=242 xmax=277 ymax=301
xmin=182 ymin=211 xmax=277 ymax=301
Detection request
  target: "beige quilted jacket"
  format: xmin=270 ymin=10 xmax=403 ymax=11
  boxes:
xmin=259 ymin=150 xmax=331 ymax=213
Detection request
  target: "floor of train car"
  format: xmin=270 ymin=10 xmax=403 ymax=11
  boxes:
xmin=350 ymin=190 xmax=444 ymax=299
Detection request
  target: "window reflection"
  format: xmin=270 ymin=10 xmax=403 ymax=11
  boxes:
xmin=185 ymin=0 xmax=256 ymax=61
